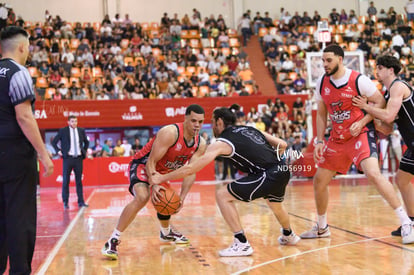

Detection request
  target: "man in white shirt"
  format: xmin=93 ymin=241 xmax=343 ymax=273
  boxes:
xmin=121 ymin=139 xmax=132 ymax=157
xmin=406 ymin=0 xmax=414 ymax=22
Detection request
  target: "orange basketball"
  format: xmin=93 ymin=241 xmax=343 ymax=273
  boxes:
xmin=151 ymin=185 xmax=181 ymax=215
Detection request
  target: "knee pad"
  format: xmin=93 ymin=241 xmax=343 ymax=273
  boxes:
xmin=157 ymin=213 xmax=171 ymax=220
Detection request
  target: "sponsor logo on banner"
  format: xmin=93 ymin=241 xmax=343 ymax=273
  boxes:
xmin=122 ymin=106 xmax=143 ymax=120
xmin=165 ymin=106 xmax=186 ymax=117
xmin=34 ymin=109 xmax=48 ymax=119
xmin=108 ymin=161 xmax=129 ymax=177
xmin=63 ymin=110 xmax=100 ymax=117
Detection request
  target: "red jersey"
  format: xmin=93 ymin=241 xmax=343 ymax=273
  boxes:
xmin=132 ymin=123 xmax=200 ymax=174
xmin=320 ymin=70 xmax=366 ymax=143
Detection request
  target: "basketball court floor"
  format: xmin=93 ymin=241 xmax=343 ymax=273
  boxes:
xmin=23 ymin=174 xmax=414 ymax=274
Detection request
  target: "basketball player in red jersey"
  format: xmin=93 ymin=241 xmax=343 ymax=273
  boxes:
xmin=300 ymin=45 xmax=414 ymax=244
xmin=102 ymin=104 xmax=207 ymax=260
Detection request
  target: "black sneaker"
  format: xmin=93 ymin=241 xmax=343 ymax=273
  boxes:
xmin=102 ymin=238 xmax=121 ymax=260
xmin=391 ymin=226 xmax=402 ymax=237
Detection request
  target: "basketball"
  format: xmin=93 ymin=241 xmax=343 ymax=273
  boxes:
xmin=151 ymin=184 xmax=181 ymax=215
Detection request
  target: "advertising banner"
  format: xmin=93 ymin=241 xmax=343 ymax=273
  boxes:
xmin=40 ymin=157 xmax=215 ymax=187
xmin=34 ymin=96 xmax=307 ymax=129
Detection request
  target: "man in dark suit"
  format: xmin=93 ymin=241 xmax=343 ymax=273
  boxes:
xmin=52 ymin=115 xmax=89 ymax=209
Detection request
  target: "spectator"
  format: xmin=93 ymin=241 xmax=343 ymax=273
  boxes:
xmin=92 ymin=139 xmax=103 ymax=157
xmin=406 ymin=0 xmax=414 ymax=22
xmin=367 ymin=1 xmax=378 ymax=19
xmin=292 ymin=97 xmax=305 ymax=120
xmin=112 ymin=139 xmax=125 ymax=156
xmin=120 ymin=138 xmax=132 ymax=157
xmin=102 ymin=139 xmax=113 ymax=157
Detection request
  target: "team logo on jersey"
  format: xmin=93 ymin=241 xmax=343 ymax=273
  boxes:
xmin=355 ymin=141 xmax=362 ymax=150
xmin=330 ymin=101 xmax=351 ymax=123
xmin=175 ymin=143 xmax=182 ymax=151
xmin=0 ymin=67 xmax=10 ymax=77
xmin=324 ymin=87 xmax=331 ymax=95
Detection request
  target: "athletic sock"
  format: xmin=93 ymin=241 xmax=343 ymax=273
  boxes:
xmin=161 ymin=225 xmax=171 ymax=235
xmin=395 ymin=206 xmax=412 ymax=225
xmin=234 ymin=230 xmax=247 ymax=243
xmin=318 ymin=214 xmax=328 ymax=229
xmin=110 ymin=229 xmax=121 ymax=241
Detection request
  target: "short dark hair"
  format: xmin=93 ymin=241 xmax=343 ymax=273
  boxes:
xmin=185 ymin=104 xmax=205 ymax=115
xmin=376 ymin=54 xmax=402 ymax=75
xmin=323 ymin=44 xmax=344 ymax=58
xmin=68 ymin=115 xmax=77 ymax=121
xmin=213 ymin=107 xmax=236 ymax=127
xmin=0 ymin=26 xmax=28 ymax=41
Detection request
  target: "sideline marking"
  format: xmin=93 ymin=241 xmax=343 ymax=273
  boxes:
xmin=35 ymin=189 xmax=96 ymax=275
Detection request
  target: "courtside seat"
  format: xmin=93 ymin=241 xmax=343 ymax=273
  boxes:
xmin=28 ymin=67 xmax=39 ymax=78
xmin=258 ymin=27 xmax=268 ymax=37
xmin=70 ymin=67 xmax=81 ymax=78
xmin=92 ymin=67 xmax=103 ymax=79
xmin=36 ymin=77 xmax=49 ymax=89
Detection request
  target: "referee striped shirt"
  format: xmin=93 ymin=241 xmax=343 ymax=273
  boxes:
xmin=0 ymin=58 xmax=35 ymax=139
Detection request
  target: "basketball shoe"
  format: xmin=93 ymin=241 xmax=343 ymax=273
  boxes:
xmin=160 ymin=227 xmax=189 ymax=244
xmin=218 ymin=238 xmax=254 ymax=257
xmin=278 ymin=229 xmax=301 ymax=245
xmin=300 ymin=224 xmax=331 ymax=239
xmin=101 ymin=238 xmax=121 ymax=260
xmin=391 ymin=217 xmax=414 ymax=236
xmin=401 ymin=223 xmax=414 ymax=244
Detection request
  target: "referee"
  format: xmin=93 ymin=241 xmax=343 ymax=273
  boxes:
xmin=0 ymin=26 xmax=53 ymax=274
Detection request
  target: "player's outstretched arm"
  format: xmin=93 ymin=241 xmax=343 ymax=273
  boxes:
xmin=152 ymin=141 xmax=231 ymax=184
xmin=179 ymin=137 xmax=208 ymax=202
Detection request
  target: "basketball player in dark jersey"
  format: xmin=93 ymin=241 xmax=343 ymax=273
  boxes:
xmin=150 ymin=107 xmax=300 ymax=257
xmin=353 ymin=54 xmax=414 ymax=237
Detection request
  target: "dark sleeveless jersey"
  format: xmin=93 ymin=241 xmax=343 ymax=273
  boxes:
xmin=217 ymin=125 xmax=281 ymax=174
xmin=385 ymin=79 xmax=414 ymax=148
xmin=132 ymin=123 xmax=200 ymax=173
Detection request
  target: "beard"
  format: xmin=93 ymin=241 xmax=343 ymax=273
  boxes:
xmin=325 ymin=64 xmax=339 ymax=76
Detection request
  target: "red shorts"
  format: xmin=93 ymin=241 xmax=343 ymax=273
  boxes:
xmin=317 ymin=130 xmax=378 ymax=174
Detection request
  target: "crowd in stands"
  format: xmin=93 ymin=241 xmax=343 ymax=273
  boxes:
xmin=4 ymin=2 xmax=414 ymax=155
xmin=9 ymin=7 xmax=261 ymax=100
xmin=256 ymin=3 xmax=414 ymax=92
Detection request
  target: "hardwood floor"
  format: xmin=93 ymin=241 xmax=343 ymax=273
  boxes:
xmin=31 ymin=175 xmax=414 ymax=274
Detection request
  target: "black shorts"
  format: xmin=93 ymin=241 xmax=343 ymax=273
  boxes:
xmin=399 ymin=148 xmax=414 ymax=175
xmin=227 ymin=166 xmax=290 ymax=203
xmin=128 ymin=159 xmax=149 ymax=195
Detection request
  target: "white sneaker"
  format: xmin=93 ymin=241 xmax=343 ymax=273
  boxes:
xmin=278 ymin=229 xmax=300 ymax=245
xmin=300 ymin=224 xmax=330 ymax=239
xmin=401 ymin=223 xmax=414 ymax=244
xmin=218 ymin=238 xmax=253 ymax=257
